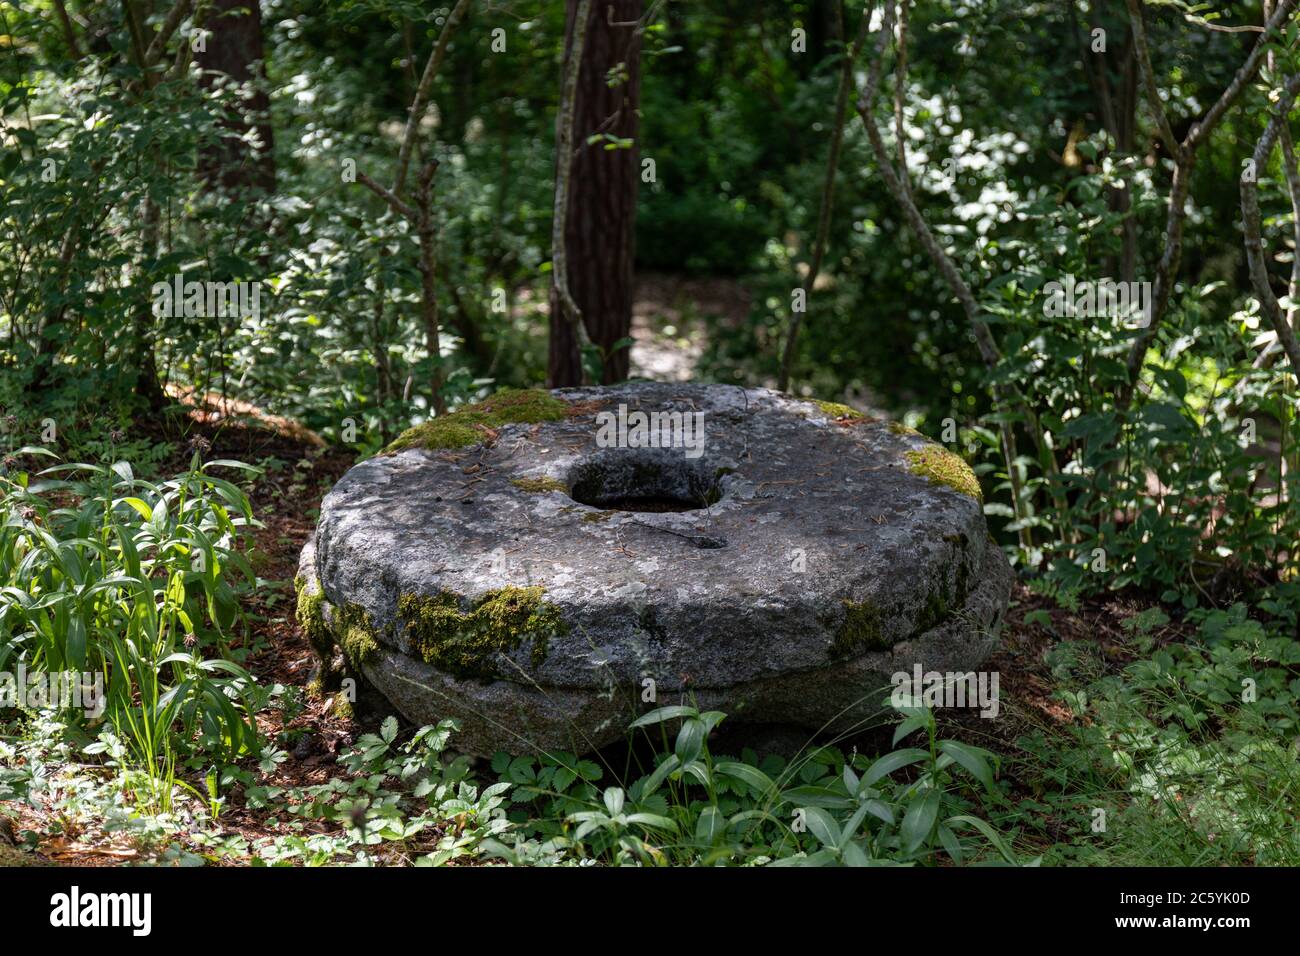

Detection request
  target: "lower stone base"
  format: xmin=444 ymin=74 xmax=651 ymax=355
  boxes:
xmin=297 ymin=539 xmax=1013 ymax=756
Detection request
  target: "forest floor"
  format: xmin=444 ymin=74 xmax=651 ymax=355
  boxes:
xmin=4 ymin=293 xmax=1192 ymax=865
xmin=3 ymin=388 xmax=1179 ymax=865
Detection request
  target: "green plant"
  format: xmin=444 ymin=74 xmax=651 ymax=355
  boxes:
xmin=223 ymin=716 xmax=515 ymax=866
xmin=1013 ymin=603 xmax=1300 ymax=866
xmin=488 ymin=702 xmax=1027 ymax=866
xmin=0 ymin=449 xmax=266 ymax=783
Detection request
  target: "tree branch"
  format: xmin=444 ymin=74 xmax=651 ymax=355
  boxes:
xmin=778 ymin=1 xmax=868 ymax=391
xmin=892 ymin=0 xmax=912 ymax=198
xmin=1255 ymin=0 xmax=1300 ymax=368
xmin=1279 ymin=116 xmax=1300 ymax=336
xmin=1241 ymin=73 xmax=1300 ymax=374
xmin=144 ymin=0 xmax=193 ymax=68
xmin=52 ymin=0 xmax=83 ymax=59
xmin=551 ymin=0 xmax=593 ymax=330
xmin=415 ymin=161 xmax=448 ymax=415
xmin=357 ymin=171 xmax=417 ymax=221
xmin=393 ymin=0 xmax=472 ymax=198
xmin=855 ymin=2 xmax=1043 ymax=545
xmin=122 ymin=1 xmax=152 ymax=72
xmin=1119 ymin=0 xmax=1296 ymax=406
xmin=1187 ymin=0 xmax=1295 ymax=152
xmin=1126 ymin=0 xmax=1181 ymax=159
xmin=166 ymin=0 xmax=209 ymax=81
xmin=855 ymin=3 xmax=999 ymax=369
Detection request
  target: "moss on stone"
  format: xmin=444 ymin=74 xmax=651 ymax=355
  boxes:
xmin=811 ymin=399 xmax=865 ymax=420
xmin=910 ymin=535 xmax=974 ymax=634
xmin=581 ymin=510 xmax=616 ymax=523
xmin=384 ymin=388 xmax=568 ymax=454
xmin=949 ymin=535 xmax=971 ymax=611
xmin=337 ymin=603 xmax=380 ymax=668
xmin=888 ymin=420 xmax=921 ymax=436
xmin=295 ymin=575 xmax=334 ymax=663
xmin=511 ymin=476 xmax=568 ymax=494
xmin=830 ymin=598 xmax=891 ymax=656
xmin=905 ymin=446 xmax=982 ymax=502
xmin=915 ymin=583 xmax=951 ymax=635
xmin=331 ymin=690 xmax=354 ymax=719
xmin=398 ymin=586 xmax=568 ymax=680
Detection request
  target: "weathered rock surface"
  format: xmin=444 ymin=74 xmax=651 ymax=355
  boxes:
xmin=299 ymin=383 xmax=1013 ymax=755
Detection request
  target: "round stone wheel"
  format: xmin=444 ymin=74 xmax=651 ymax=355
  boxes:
xmin=299 ymin=383 xmax=1013 ymax=755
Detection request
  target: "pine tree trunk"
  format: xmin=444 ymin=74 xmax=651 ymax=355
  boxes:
xmin=548 ymin=0 xmax=642 ymax=387
xmin=196 ymin=0 xmax=275 ymax=195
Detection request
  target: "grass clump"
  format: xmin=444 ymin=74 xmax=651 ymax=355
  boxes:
xmin=385 ymin=388 xmax=568 ymax=453
xmin=905 ymin=446 xmax=982 ymax=502
xmin=398 ymin=586 xmax=567 ymax=680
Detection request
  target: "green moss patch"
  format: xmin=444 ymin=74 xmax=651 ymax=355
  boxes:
xmin=337 ymin=603 xmax=380 ymax=667
xmin=295 ymin=575 xmax=334 ymax=663
xmin=888 ymin=420 xmax=921 ymax=437
xmin=511 ymin=476 xmax=568 ymax=494
xmin=905 ymin=446 xmax=982 ymax=502
xmin=331 ymin=690 xmax=354 ymax=719
xmin=810 ymin=399 xmax=865 ymax=420
xmin=384 ymin=388 xmax=568 ymax=454
xmin=398 ymin=586 xmax=567 ymax=680
xmin=830 ymin=598 xmax=891 ymax=656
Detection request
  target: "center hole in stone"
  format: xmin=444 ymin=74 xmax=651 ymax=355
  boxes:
xmin=568 ymin=451 xmax=722 ymax=513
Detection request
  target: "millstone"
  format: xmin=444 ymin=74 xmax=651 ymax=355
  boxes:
xmin=298 ymin=382 xmax=1013 ymax=755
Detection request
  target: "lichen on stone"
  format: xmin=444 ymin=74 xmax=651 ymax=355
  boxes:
xmin=384 ymin=388 xmax=568 ymax=454
xmin=830 ymin=598 xmax=891 ymax=656
xmin=905 ymin=446 xmax=982 ymax=502
xmin=398 ymin=586 xmax=567 ymax=680
xmin=511 ymin=476 xmax=568 ymax=494
xmin=911 ymin=535 xmax=973 ymax=634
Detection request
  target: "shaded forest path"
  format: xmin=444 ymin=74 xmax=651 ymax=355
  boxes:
xmin=628 ymin=272 xmax=750 ymax=382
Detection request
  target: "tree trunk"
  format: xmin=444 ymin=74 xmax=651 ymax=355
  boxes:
xmin=547 ymin=0 xmax=642 ymax=387
xmin=196 ymin=0 xmax=275 ymax=195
